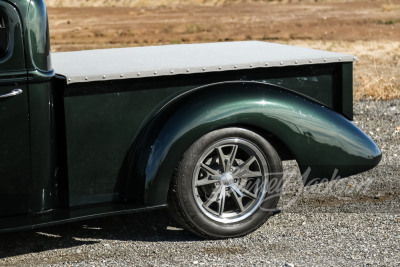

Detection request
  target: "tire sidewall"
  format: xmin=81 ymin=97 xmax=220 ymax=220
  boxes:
xmin=176 ymin=128 xmax=283 ymax=238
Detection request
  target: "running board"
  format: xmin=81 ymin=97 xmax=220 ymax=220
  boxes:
xmin=0 ymin=203 xmax=167 ymax=234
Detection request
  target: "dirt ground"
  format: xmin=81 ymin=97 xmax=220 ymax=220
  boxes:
xmin=47 ymin=0 xmax=400 ymax=99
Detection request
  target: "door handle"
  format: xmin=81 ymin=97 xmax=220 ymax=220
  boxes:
xmin=0 ymin=89 xmax=23 ymax=99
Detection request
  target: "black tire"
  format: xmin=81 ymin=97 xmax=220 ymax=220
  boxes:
xmin=168 ymin=127 xmax=283 ymax=239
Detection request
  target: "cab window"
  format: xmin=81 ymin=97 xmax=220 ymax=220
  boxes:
xmin=0 ymin=12 xmax=7 ymax=58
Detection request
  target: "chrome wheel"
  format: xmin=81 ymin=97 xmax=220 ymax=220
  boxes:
xmin=168 ymin=128 xmax=282 ymax=239
xmin=192 ymin=138 xmax=268 ymax=223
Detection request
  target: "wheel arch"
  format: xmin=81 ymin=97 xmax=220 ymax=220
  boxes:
xmin=126 ymin=81 xmax=381 ymax=206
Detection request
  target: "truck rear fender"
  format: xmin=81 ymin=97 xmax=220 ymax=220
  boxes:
xmin=128 ymin=81 xmax=381 ymax=206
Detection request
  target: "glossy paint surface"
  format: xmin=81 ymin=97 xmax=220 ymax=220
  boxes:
xmin=133 ymin=82 xmax=380 ymax=205
xmin=5 ymin=0 xmax=52 ymax=73
xmin=25 ymin=0 xmax=52 ymax=73
xmin=62 ymin=63 xmax=348 ymax=207
xmin=64 ymin=82 xmax=189 ymax=206
xmin=0 ymin=1 xmax=26 ymax=73
xmin=0 ymin=0 xmax=56 ymax=215
xmin=2 ymin=0 xmax=53 ymax=79
xmin=0 ymin=0 xmax=30 ymax=217
xmin=28 ymin=81 xmax=61 ymax=212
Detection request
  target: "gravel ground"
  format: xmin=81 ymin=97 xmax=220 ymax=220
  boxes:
xmin=0 ymin=100 xmax=399 ymax=266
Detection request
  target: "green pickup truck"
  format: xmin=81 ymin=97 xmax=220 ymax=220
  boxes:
xmin=0 ymin=0 xmax=381 ymax=239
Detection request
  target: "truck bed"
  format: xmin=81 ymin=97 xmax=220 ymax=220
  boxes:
xmin=52 ymin=41 xmax=355 ymax=84
xmin=52 ymin=41 xmax=356 ymax=207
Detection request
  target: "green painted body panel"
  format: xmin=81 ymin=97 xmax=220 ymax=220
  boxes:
xmin=0 ymin=0 xmax=30 ymax=217
xmin=0 ymin=1 xmax=26 ymax=73
xmin=341 ymin=62 xmax=353 ymax=119
xmin=25 ymin=0 xmax=52 ymax=73
xmin=0 ymin=0 xmax=55 ymax=216
xmin=2 ymin=0 xmax=53 ymax=80
xmin=63 ymin=83 xmax=189 ymax=206
xmin=62 ymin=63 xmax=354 ymax=207
xmin=3 ymin=0 xmax=52 ymax=73
xmin=28 ymin=81 xmax=60 ymax=212
xmin=0 ymin=81 xmax=30 ymax=216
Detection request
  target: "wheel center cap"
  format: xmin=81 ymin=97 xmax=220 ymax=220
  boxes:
xmin=221 ymin=172 xmax=234 ymax=186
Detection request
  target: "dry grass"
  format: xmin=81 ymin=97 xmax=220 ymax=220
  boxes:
xmin=44 ymin=0 xmax=354 ymax=7
xmin=45 ymin=0 xmax=259 ymax=7
xmin=288 ymin=40 xmax=400 ymax=101
xmin=381 ymin=4 xmax=400 ymax=12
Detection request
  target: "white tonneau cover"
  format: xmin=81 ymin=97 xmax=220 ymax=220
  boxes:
xmin=52 ymin=41 xmax=355 ymax=84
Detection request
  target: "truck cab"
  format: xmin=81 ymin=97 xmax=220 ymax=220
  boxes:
xmin=0 ymin=1 xmax=30 ymax=217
